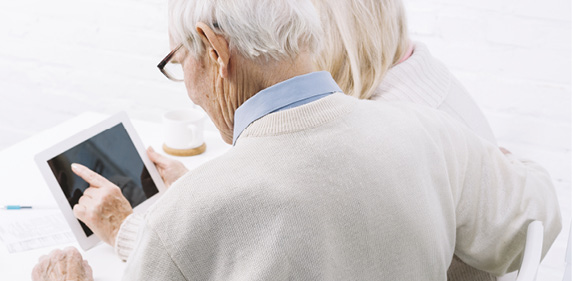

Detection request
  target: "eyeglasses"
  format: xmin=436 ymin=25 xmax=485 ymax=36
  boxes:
xmin=157 ymin=44 xmax=185 ymax=82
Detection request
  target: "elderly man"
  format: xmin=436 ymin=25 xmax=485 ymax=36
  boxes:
xmin=32 ymin=0 xmax=561 ymax=280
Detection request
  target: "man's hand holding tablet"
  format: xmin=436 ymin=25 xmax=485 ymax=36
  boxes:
xmin=146 ymin=147 xmax=189 ymax=188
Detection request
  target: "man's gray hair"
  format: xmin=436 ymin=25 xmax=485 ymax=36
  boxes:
xmin=169 ymin=0 xmax=323 ymax=61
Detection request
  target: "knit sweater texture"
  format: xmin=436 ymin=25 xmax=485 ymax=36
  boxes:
xmin=121 ymin=93 xmax=561 ymax=280
xmin=373 ymin=42 xmax=496 ymax=145
xmin=374 ymin=42 xmax=498 ymax=280
xmin=115 ymin=43 xmax=497 ymax=263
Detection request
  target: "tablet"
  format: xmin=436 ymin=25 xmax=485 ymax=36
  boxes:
xmin=35 ymin=112 xmax=166 ymax=250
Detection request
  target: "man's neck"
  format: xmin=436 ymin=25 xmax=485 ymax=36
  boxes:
xmin=256 ymin=52 xmax=317 ymax=93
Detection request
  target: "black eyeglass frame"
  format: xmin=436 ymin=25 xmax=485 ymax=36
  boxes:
xmin=157 ymin=43 xmax=184 ymax=82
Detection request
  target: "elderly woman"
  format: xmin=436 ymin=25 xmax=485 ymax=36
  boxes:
xmin=32 ymin=0 xmax=561 ymax=280
xmin=312 ymin=0 xmax=496 ymax=144
xmin=310 ymin=0 xmax=496 ymax=279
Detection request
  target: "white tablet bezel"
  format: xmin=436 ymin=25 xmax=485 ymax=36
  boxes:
xmin=35 ymin=112 xmax=166 ymax=250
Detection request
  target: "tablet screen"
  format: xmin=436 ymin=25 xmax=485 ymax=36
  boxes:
xmin=46 ymin=123 xmax=159 ymax=237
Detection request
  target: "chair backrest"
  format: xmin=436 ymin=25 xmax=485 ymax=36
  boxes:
xmin=515 ymin=221 xmax=544 ymax=281
xmin=563 ymin=222 xmax=571 ymax=281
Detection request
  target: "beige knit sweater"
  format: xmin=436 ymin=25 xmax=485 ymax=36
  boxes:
xmin=373 ymin=42 xmax=498 ymax=280
xmin=121 ymin=94 xmax=561 ymax=280
xmin=115 ymin=45 xmax=498 ymax=265
xmin=373 ymin=42 xmax=496 ymax=145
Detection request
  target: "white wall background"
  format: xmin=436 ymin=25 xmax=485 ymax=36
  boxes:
xmin=0 ymin=0 xmax=191 ymax=149
xmin=404 ymin=0 xmax=571 ymax=184
xmin=0 ymin=0 xmax=570 ymax=279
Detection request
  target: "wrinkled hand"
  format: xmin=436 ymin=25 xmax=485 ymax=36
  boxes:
xmin=147 ymin=146 xmax=188 ymax=188
xmin=499 ymin=147 xmax=511 ymax=155
xmin=71 ymin=163 xmax=133 ymax=246
xmin=32 ymin=247 xmax=93 ymax=281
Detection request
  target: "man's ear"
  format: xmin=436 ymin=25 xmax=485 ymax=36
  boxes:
xmin=196 ymin=22 xmax=230 ymax=78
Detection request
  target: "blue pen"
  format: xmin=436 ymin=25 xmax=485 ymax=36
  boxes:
xmin=4 ymin=205 xmax=32 ymax=210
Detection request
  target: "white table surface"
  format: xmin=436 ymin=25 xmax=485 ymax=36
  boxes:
xmin=0 ymin=112 xmax=231 ymax=280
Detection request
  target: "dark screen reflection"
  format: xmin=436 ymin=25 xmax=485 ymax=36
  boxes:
xmin=47 ymin=124 xmax=159 ymax=237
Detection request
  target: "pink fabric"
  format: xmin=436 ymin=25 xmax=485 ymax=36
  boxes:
xmin=397 ymin=44 xmax=414 ymax=64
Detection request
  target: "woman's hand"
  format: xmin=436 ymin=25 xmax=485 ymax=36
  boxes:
xmin=147 ymin=147 xmax=188 ymax=188
xmin=499 ymin=147 xmax=511 ymax=155
xmin=71 ymin=163 xmax=133 ymax=247
xmin=32 ymin=247 xmax=93 ymax=281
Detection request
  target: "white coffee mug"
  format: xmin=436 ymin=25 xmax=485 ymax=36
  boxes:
xmin=163 ymin=108 xmax=206 ymax=156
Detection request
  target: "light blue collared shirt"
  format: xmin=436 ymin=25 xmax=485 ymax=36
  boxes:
xmin=232 ymin=71 xmax=342 ymax=145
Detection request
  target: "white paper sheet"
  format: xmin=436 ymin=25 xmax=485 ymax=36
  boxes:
xmin=0 ymin=210 xmax=74 ymax=253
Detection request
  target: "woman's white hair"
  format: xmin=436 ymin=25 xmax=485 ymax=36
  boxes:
xmin=168 ymin=0 xmax=323 ymax=62
xmin=312 ymin=0 xmax=409 ymax=99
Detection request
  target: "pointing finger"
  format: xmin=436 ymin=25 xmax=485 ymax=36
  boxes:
xmin=70 ymin=163 xmax=110 ymax=188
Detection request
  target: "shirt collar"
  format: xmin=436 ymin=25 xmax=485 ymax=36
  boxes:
xmin=232 ymin=71 xmax=342 ymax=145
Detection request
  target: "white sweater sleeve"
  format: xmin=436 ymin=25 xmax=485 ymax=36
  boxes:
xmin=122 ymin=220 xmax=186 ymax=281
xmin=446 ymin=123 xmax=562 ymax=276
xmin=114 ymin=213 xmax=144 ymax=262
